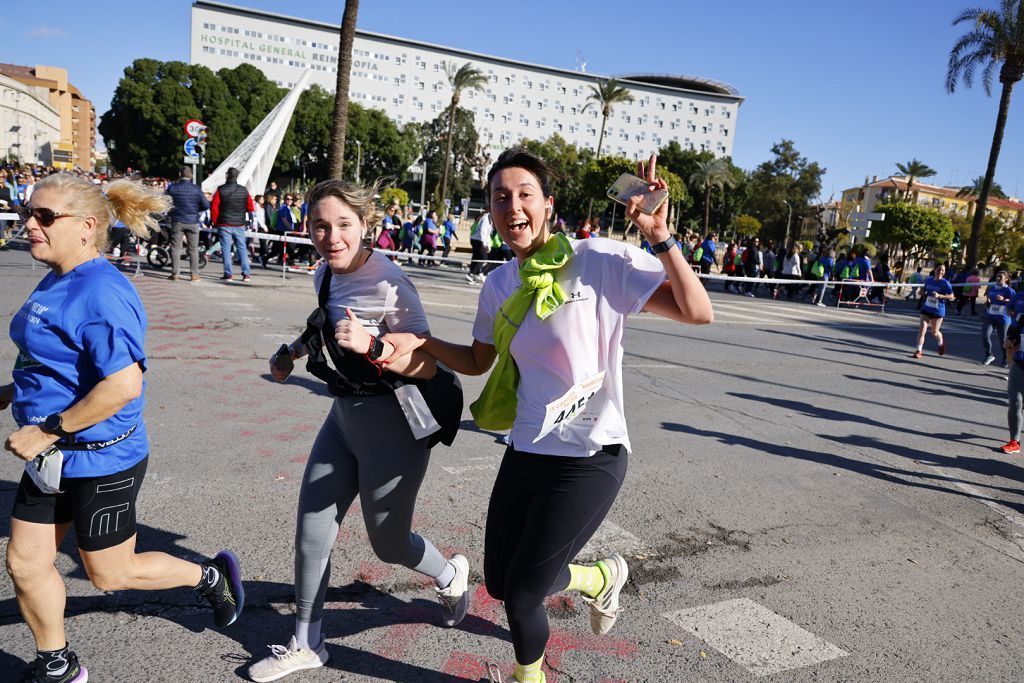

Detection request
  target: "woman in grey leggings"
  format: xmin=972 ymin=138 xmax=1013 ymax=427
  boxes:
xmin=248 ymin=180 xmax=470 ymax=682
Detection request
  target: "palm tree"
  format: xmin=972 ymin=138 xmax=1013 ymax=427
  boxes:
xmin=690 ymin=158 xmax=736 ymax=236
xmin=956 ymin=174 xmax=1007 ymax=198
xmin=895 ymin=158 xmax=937 ymax=202
xmin=328 ymin=0 xmax=360 ymax=178
xmin=581 ymin=78 xmax=634 ymax=158
xmin=581 ymin=79 xmax=634 ymax=221
xmin=439 ymin=61 xmax=488 ymax=207
xmin=946 ymin=0 xmax=1024 ymax=266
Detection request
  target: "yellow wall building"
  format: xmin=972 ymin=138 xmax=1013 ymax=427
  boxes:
xmin=840 ymin=176 xmax=1024 ymax=226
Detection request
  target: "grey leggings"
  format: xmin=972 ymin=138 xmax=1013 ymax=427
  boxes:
xmin=295 ymin=394 xmax=448 ymax=624
xmin=1009 ymin=362 xmax=1024 ymax=442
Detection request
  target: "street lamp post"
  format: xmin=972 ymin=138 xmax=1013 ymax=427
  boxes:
xmin=355 ymin=140 xmax=362 ymax=184
xmin=783 ymin=200 xmax=793 ymax=247
xmin=419 ymin=159 xmax=427 ymax=217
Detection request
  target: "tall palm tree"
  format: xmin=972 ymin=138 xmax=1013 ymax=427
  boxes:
xmin=581 ymin=78 xmax=634 ymax=158
xmin=439 ymin=61 xmax=488 ymax=207
xmin=690 ymin=158 xmax=736 ymax=236
xmin=946 ymin=0 xmax=1024 ymax=266
xmin=582 ymin=79 xmax=634 ymax=221
xmin=895 ymin=158 xmax=937 ymax=202
xmin=328 ymin=0 xmax=360 ymax=178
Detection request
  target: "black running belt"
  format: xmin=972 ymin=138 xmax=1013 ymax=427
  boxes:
xmin=58 ymin=424 xmax=138 ymax=451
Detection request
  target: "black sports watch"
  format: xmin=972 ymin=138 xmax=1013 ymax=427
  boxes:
xmin=367 ymin=336 xmax=386 ymax=361
xmin=42 ymin=413 xmax=71 ymax=439
xmin=651 ymin=236 xmax=678 ymax=254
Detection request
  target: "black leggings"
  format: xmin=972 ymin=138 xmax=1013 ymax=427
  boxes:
xmin=484 ymin=444 xmax=628 ymax=664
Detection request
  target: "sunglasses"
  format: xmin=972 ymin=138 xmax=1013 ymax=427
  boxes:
xmin=17 ymin=205 xmax=82 ymax=227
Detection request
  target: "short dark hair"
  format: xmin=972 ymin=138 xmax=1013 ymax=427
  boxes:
xmin=486 ymin=147 xmax=559 ymax=198
xmin=179 ymin=166 xmax=193 ymax=180
xmin=226 ymin=167 xmax=240 ymax=182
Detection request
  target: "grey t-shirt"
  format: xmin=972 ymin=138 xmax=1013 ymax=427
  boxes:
xmin=312 ymin=251 xmax=430 ymax=337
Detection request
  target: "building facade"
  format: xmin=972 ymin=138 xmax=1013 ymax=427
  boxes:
xmin=841 ymin=177 xmax=1024 ymax=226
xmin=190 ymin=1 xmax=742 ymax=160
xmin=0 ymin=63 xmax=96 ymax=171
xmin=0 ymin=74 xmax=61 ymax=165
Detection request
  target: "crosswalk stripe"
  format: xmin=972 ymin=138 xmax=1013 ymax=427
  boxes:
xmin=664 ymin=598 xmax=848 ymax=677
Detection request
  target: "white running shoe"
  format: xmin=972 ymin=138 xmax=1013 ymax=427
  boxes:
xmin=466 ymin=273 xmax=477 ymax=284
xmin=983 ymin=355 xmax=996 ymax=366
xmin=248 ymin=636 xmax=328 ymax=682
xmin=583 ymin=554 xmax=629 ymax=635
xmin=436 ymin=554 xmax=471 ymax=627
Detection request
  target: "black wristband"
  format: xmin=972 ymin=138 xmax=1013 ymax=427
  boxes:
xmin=651 ymin=236 xmax=677 ymax=254
xmin=367 ymin=336 xmax=386 ymax=361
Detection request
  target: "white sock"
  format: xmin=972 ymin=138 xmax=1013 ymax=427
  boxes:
xmin=295 ymin=619 xmax=322 ymax=650
xmin=434 ymin=560 xmax=457 ymax=589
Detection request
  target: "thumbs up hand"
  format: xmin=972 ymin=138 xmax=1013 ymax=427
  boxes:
xmin=335 ymin=307 xmax=373 ymax=354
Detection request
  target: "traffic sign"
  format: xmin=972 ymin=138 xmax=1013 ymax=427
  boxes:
xmin=184 ymin=155 xmax=199 ymax=164
xmin=184 ymin=138 xmax=198 ymax=156
xmin=184 ymin=119 xmax=206 ymax=137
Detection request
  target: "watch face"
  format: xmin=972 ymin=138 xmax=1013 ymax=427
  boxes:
xmin=44 ymin=413 xmax=63 ymax=434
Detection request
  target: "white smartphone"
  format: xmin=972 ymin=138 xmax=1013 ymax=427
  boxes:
xmin=606 ymin=173 xmax=669 ymax=215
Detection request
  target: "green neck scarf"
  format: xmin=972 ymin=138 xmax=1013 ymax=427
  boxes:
xmin=471 ymin=232 xmax=574 ymax=430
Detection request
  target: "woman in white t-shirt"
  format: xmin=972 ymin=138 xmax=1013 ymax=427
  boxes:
xmin=382 ymin=149 xmax=713 ymax=683
xmin=248 ymin=180 xmax=470 ymax=682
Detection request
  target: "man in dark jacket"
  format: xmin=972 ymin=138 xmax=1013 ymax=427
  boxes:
xmin=211 ymin=167 xmax=254 ymax=282
xmin=164 ymin=167 xmax=210 ymax=281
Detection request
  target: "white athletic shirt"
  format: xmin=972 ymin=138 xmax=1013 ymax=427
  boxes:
xmin=470 ymin=213 xmax=493 ymax=243
xmin=313 ymin=251 xmax=430 ymax=336
xmin=472 ymin=237 xmax=666 ymax=457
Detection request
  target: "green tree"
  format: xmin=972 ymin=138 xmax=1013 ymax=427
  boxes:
xmin=732 ymin=214 xmax=762 ymax=238
xmin=580 ymin=155 xmax=685 ymax=235
xmin=345 ymin=104 xmax=418 ymax=184
xmin=99 ymin=59 xmax=245 ymax=177
xmin=329 ymin=0 xmax=360 ymax=178
xmin=380 ymin=187 xmax=409 ymax=207
xmin=894 ymin=158 xmax=937 ymax=201
xmin=690 ymin=158 xmax=737 ymax=236
xmin=277 ymin=84 xmax=334 ymax=182
xmin=219 ymin=63 xmax=285 ymax=133
xmin=412 ymin=106 xmax=480 ymax=210
xmin=745 ymin=139 xmax=826 ymax=242
xmin=871 ymin=201 xmax=954 ymax=258
xmin=946 ymin=0 xmax=1024 ymax=266
xmin=439 ymin=62 xmax=488 ymax=206
xmin=518 ymin=134 xmax=596 ymax=223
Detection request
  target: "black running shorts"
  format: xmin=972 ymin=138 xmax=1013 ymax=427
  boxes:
xmin=13 ymin=456 xmax=148 ymax=551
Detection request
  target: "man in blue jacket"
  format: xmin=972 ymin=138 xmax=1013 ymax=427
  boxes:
xmin=700 ymin=231 xmax=718 ymax=276
xmin=164 ymin=167 xmax=210 ymax=281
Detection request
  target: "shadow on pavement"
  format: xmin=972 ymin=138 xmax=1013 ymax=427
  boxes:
xmin=662 ymin=423 xmax=1024 ymax=512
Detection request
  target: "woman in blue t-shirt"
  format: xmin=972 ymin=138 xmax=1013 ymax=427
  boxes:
xmin=982 ymin=271 xmax=1015 ymax=366
xmin=914 ymin=263 xmax=955 ymax=358
xmin=2 ymin=175 xmax=243 ymax=682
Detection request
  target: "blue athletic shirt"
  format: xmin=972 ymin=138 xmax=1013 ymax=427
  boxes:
xmin=9 ymin=257 xmax=149 ymax=477
xmin=986 ymin=285 xmax=1015 ymax=323
xmin=921 ymin=276 xmax=953 ymax=317
xmin=853 ymin=256 xmax=872 ymax=281
xmin=1012 ymin=290 xmax=1024 ymax=317
xmin=820 ymin=256 xmax=834 ymax=278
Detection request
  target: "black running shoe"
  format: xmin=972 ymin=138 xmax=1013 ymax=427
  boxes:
xmin=198 ymin=550 xmax=245 ymax=627
xmin=20 ymin=651 xmax=87 ymax=682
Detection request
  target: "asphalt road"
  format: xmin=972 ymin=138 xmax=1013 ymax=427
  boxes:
xmin=1 ymin=244 xmax=1022 ymax=682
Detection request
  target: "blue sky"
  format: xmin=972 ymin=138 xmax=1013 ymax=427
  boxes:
xmin=2 ymin=0 xmax=1021 ymax=200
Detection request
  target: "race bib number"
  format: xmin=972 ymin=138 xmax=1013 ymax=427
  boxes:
xmin=925 ymin=295 xmax=939 ymax=309
xmin=988 ymin=304 xmax=1006 ymax=316
xmin=534 ymin=371 xmax=605 ymax=443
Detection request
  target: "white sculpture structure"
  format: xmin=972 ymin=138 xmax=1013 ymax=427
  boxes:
xmin=202 ymin=69 xmax=312 ymax=196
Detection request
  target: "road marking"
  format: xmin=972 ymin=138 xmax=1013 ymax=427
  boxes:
xmin=224 ymin=302 xmax=257 ymax=310
xmin=421 ymin=299 xmax=476 ymax=309
xmin=201 ymin=290 xmax=242 ymax=299
xmin=579 ymin=520 xmax=646 ymax=560
xmin=663 ymin=598 xmax=848 ymax=677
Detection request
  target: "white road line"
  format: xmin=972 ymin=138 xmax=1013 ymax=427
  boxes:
xmin=421 ymin=299 xmax=476 ymax=309
xmin=578 ymin=520 xmax=646 ymax=560
xmin=201 ymin=291 xmax=242 ymax=299
xmin=663 ymin=598 xmax=848 ymax=677
xmin=225 ymin=303 xmax=257 ymax=310
xmin=441 ymin=463 xmax=498 ymax=475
